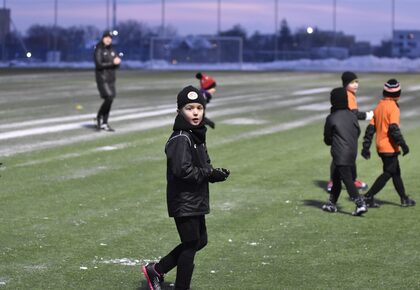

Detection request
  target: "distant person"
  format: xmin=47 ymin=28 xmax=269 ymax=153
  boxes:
xmin=326 ymin=71 xmax=372 ymax=192
xmin=142 ymin=85 xmax=230 ymax=290
xmin=361 ymin=79 xmax=415 ymax=207
xmin=94 ymin=31 xmax=121 ymax=132
xmin=196 ymin=72 xmax=217 ymax=129
xmin=323 ymin=87 xmax=367 ymax=216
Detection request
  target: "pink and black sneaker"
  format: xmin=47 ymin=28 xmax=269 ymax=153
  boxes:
xmin=142 ymin=263 xmax=164 ymax=290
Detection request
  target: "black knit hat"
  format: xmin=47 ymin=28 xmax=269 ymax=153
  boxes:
xmin=383 ymin=79 xmax=401 ymax=98
xmin=102 ymin=31 xmax=113 ymax=39
xmin=177 ymin=85 xmax=206 ymax=109
xmin=341 ymin=71 xmax=358 ymax=88
xmin=330 ymin=87 xmax=348 ymax=111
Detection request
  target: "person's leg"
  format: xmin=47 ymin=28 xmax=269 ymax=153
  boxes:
xmin=337 ymin=166 xmax=359 ymax=201
xmin=338 ymin=166 xmax=367 ymax=216
xmin=330 ymin=165 xmax=342 ymax=203
xmin=101 ymin=98 xmax=113 ymax=124
xmin=365 ymin=155 xmax=392 ymax=198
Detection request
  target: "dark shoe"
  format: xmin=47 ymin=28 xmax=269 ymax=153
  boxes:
xmin=401 ymin=196 xmax=416 ymax=207
xmin=94 ymin=117 xmax=101 ymax=130
xmin=364 ymin=195 xmax=380 ymax=208
xmin=322 ymin=200 xmax=337 ymax=213
xmin=352 ymin=198 xmax=368 ymax=216
xmin=100 ymin=123 xmax=115 ymax=132
xmin=142 ymin=263 xmax=163 ymax=290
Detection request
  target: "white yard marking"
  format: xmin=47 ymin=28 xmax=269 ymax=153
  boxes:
xmin=221 ymin=118 xmax=267 ymax=125
xmin=292 ymin=87 xmax=331 ymax=96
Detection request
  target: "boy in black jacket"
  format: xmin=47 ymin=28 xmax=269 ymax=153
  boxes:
xmin=323 ymin=87 xmax=367 ymax=216
xmin=142 ymin=85 xmax=230 ymax=290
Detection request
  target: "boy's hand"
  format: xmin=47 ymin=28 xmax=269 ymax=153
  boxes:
xmin=401 ymin=143 xmax=409 ymax=156
xmin=361 ymin=148 xmax=370 ymax=160
xmin=209 ymin=168 xmax=230 ymax=183
xmin=365 ymin=111 xmax=374 ymax=121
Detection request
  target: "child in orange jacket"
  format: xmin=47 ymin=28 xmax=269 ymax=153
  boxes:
xmin=361 ymin=79 xmax=415 ymax=207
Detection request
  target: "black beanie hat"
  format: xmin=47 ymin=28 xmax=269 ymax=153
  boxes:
xmin=102 ymin=31 xmax=113 ymax=39
xmin=177 ymin=85 xmax=206 ymax=109
xmin=330 ymin=87 xmax=348 ymax=111
xmin=383 ymin=79 xmax=401 ymax=98
xmin=341 ymin=71 xmax=358 ymax=88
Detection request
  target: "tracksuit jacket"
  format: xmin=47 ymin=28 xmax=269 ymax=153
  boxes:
xmin=165 ymin=130 xmax=213 ymax=218
xmin=324 ymin=108 xmax=361 ymax=166
xmin=94 ymin=42 xmax=119 ymax=99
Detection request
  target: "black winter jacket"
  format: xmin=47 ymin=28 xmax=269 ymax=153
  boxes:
xmin=165 ymin=130 xmax=213 ymax=217
xmin=94 ymin=42 xmax=119 ymax=98
xmin=324 ymin=109 xmax=360 ymax=166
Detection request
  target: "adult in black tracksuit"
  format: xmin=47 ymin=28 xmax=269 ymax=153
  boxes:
xmin=142 ymin=85 xmax=230 ymax=290
xmin=323 ymin=87 xmax=367 ymax=216
xmin=94 ymin=31 xmax=121 ymax=131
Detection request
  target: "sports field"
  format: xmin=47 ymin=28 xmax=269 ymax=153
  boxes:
xmin=0 ymin=69 xmax=419 ymax=289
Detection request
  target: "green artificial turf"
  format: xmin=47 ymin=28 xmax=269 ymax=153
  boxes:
xmin=0 ymin=70 xmax=419 ymax=289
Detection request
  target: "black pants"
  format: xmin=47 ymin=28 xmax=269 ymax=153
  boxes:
xmin=156 ymin=215 xmax=207 ymax=290
xmin=330 ymin=165 xmax=360 ymax=203
xmin=330 ymin=161 xmax=357 ymax=181
xmin=97 ymin=98 xmax=113 ymax=124
xmin=366 ymin=155 xmax=406 ymax=198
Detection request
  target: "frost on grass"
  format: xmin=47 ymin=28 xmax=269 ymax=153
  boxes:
xmin=98 ymin=258 xmax=156 ymax=266
xmin=221 ymin=118 xmax=267 ymax=125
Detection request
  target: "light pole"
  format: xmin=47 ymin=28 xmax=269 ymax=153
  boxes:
xmin=53 ymin=0 xmax=58 ymax=52
xmin=161 ymin=0 xmax=166 ymax=36
xmin=217 ymin=0 xmax=221 ymax=35
xmin=332 ymin=0 xmax=336 ymax=46
xmin=274 ymin=0 xmax=278 ymax=60
xmin=106 ymin=0 xmax=110 ymax=30
xmin=391 ymin=0 xmax=395 ymax=38
xmin=112 ymin=0 xmax=116 ymax=30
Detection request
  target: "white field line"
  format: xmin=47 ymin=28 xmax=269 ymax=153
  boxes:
xmin=292 ymin=87 xmax=331 ymax=96
xmin=0 ymin=91 xmax=315 ymax=141
xmin=218 ymin=114 xmax=325 ymax=145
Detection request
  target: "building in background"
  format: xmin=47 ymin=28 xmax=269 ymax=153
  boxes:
xmin=392 ymin=30 xmax=420 ymax=58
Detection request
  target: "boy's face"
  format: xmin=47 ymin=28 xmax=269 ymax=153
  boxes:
xmin=346 ymin=80 xmax=359 ymax=93
xmin=180 ymin=103 xmax=204 ymax=126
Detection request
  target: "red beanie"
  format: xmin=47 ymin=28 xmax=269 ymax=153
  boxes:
xmin=196 ymin=72 xmax=216 ymax=90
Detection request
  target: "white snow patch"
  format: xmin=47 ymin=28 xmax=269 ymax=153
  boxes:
xmin=406 ymin=85 xmax=420 ymax=92
xmin=296 ymin=102 xmax=330 ymax=111
xmin=293 ymin=87 xmax=331 ymax=96
xmin=79 ymin=266 xmax=88 ymax=270
xmin=100 ymin=258 xmax=145 ymax=266
xmin=248 ymin=242 xmax=259 ymax=246
xmin=221 ymin=118 xmax=267 ymax=125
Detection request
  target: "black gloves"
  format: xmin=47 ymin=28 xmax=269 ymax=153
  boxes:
xmin=401 ymin=143 xmax=409 ymax=156
xmin=209 ymin=168 xmax=230 ymax=183
xmin=361 ymin=148 xmax=370 ymax=160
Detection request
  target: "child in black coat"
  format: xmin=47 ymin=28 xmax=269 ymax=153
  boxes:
xmin=142 ymin=85 xmax=230 ymax=290
xmin=323 ymin=87 xmax=367 ymax=216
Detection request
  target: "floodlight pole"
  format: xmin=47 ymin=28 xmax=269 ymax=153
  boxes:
xmin=217 ymin=0 xmax=221 ymax=35
xmin=106 ymin=0 xmax=110 ymax=30
xmin=274 ymin=0 xmax=278 ymax=60
xmin=391 ymin=0 xmax=395 ymax=38
xmin=112 ymin=0 xmax=116 ymax=30
xmin=53 ymin=0 xmax=58 ymax=51
xmin=332 ymin=0 xmax=336 ymax=46
xmin=161 ymin=0 xmax=166 ymax=36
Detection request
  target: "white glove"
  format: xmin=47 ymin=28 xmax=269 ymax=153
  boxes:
xmin=365 ymin=110 xmax=374 ymax=121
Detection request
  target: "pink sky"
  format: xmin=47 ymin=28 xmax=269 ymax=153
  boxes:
xmin=6 ymin=0 xmax=420 ymax=45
